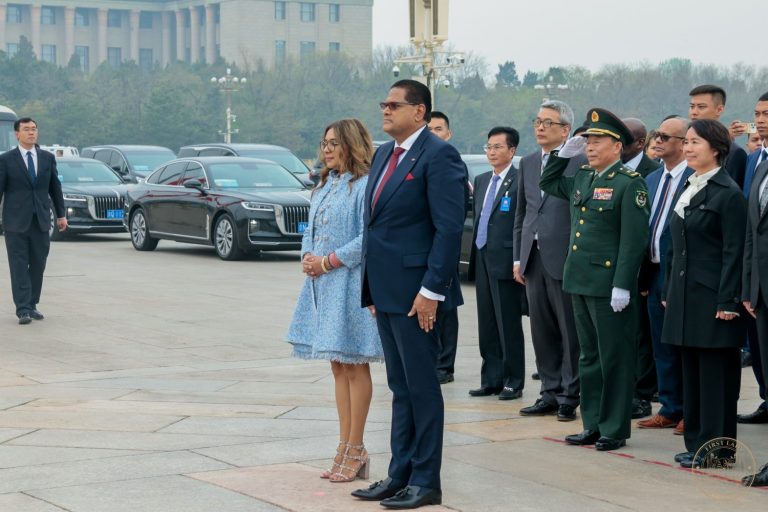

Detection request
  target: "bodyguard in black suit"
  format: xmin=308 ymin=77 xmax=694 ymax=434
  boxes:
xmin=0 ymin=118 xmax=66 ymax=324
xmin=468 ymin=127 xmax=526 ymax=401
xmin=354 ymin=81 xmax=465 ymax=509
xmin=661 ymin=120 xmax=746 ymax=468
xmin=513 ymin=101 xmax=582 ymax=420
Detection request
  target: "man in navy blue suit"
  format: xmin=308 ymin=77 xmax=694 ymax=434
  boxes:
xmin=353 ymin=80 xmax=465 ymax=509
xmin=637 ymin=116 xmax=692 ymax=433
xmin=0 ymin=118 xmax=66 ymax=325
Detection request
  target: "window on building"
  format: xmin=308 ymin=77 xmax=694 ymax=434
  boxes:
xmin=41 ymin=6 xmax=56 ymax=25
xmin=6 ymin=43 xmax=19 ymax=58
xmin=139 ymin=11 xmax=153 ymax=29
xmin=6 ymin=5 xmax=22 ymax=23
xmin=107 ymin=10 xmax=121 ymax=28
xmin=329 ymin=4 xmax=340 ymax=23
xmin=300 ymin=3 xmax=315 ymax=22
xmin=74 ymin=8 xmax=89 ymax=26
xmin=275 ymin=40 xmax=286 ymax=64
xmin=300 ymin=41 xmax=315 ymax=61
xmin=329 ymin=42 xmax=341 ymax=53
xmin=274 ymin=1 xmax=286 ymax=20
xmin=139 ymin=48 xmax=153 ymax=71
xmin=107 ymin=47 xmax=121 ymax=68
xmin=75 ymin=45 xmax=89 ymax=72
xmin=41 ymin=44 xmax=56 ymax=64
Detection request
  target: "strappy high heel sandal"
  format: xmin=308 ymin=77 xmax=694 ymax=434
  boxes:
xmin=329 ymin=443 xmax=369 ymax=483
xmin=320 ymin=441 xmax=347 ymax=479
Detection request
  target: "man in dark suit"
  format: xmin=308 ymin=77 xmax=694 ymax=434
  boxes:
xmin=738 ymin=94 xmax=768 ymax=424
xmin=0 ymin=118 xmax=66 ymax=325
xmin=637 ymin=116 xmax=692 ymax=433
xmin=513 ymin=101 xmax=582 ymax=421
xmin=467 ymin=126 xmax=526 ymax=401
xmin=621 ymin=117 xmax=661 ymax=419
xmin=743 ymin=97 xmax=768 ymax=485
xmin=353 ymin=80 xmax=465 ymax=509
xmin=688 ymin=84 xmax=747 ymax=188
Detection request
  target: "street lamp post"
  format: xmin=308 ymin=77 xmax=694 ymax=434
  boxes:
xmin=533 ymin=75 xmax=569 ymax=102
xmin=211 ymin=68 xmax=246 ymax=144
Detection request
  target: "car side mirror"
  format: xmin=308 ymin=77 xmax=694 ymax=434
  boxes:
xmin=184 ymin=181 xmax=207 ymax=194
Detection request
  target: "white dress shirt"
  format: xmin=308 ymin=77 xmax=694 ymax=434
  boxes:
xmin=649 ymin=160 xmax=687 ymax=263
xmin=624 ymin=152 xmax=643 ymax=171
xmin=18 ymin=146 xmax=38 ymax=177
xmin=674 ymin=167 xmax=720 ymax=218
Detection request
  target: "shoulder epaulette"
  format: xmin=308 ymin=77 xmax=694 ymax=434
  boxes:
xmin=580 ymin=165 xmax=593 ymax=171
xmin=617 ymin=166 xmax=641 ymax=178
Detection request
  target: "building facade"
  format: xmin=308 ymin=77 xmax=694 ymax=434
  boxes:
xmin=0 ymin=0 xmax=373 ymax=71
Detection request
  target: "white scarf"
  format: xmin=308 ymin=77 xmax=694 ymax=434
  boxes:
xmin=673 ymin=167 xmax=720 ymax=218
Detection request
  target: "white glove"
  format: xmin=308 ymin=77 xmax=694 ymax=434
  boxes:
xmin=558 ymin=136 xmax=587 ymax=158
xmin=610 ymin=287 xmax=630 ymax=313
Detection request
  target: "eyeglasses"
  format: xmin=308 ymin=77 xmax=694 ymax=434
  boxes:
xmin=320 ymin=140 xmax=340 ymax=150
xmin=653 ymin=132 xmax=685 ymax=142
xmin=533 ymin=119 xmax=567 ymax=129
xmin=379 ymin=101 xmax=417 ymax=111
xmin=483 ymin=144 xmax=511 ymax=152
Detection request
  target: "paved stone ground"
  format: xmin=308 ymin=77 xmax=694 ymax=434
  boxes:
xmin=0 ymin=233 xmax=766 ymax=511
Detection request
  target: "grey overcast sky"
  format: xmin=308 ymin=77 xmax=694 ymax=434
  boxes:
xmin=372 ymin=0 xmax=765 ymax=76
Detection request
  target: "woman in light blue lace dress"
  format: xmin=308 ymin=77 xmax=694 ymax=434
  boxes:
xmin=285 ymin=119 xmax=382 ymax=483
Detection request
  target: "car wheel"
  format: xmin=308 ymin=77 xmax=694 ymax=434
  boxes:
xmin=214 ymin=214 xmax=243 ymax=261
xmin=49 ymin=208 xmax=66 ymax=241
xmin=130 ymin=209 xmax=158 ymax=251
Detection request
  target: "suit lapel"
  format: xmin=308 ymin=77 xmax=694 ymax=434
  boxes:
xmin=366 ymin=142 xmax=393 ymax=217
xmin=754 ymin=161 xmax=768 ymax=222
xmin=370 ymin=130 xmax=428 ymax=219
xmin=12 ymin=148 xmax=36 ymax=187
xmin=492 ymin=168 xmax=515 ymax=212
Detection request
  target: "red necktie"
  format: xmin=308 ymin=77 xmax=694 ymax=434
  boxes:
xmin=371 ymin=147 xmax=405 ymax=210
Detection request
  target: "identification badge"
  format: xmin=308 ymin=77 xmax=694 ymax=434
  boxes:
xmin=500 ymin=196 xmax=511 ymax=212
xmin=592 ymin=188 xmax=614 ymax=200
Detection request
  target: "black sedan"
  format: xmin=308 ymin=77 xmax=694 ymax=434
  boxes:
xmin=4 ymin=157 xmax=128 ymax=241
xmin=123 ymin=157 xmax=311 ymax=260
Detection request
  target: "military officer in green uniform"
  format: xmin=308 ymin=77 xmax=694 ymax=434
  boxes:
xmin=539 ymin=108 xmax=649 ymax=451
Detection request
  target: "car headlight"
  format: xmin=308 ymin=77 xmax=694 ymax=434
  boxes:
xmin=241 ymin=202 xmax=274 ymax=212
xmin=63 ymin=193 xmax=88 ymax=202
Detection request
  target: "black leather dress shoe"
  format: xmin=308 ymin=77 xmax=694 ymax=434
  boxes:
xmin=380 ymin=486 xmax=442 ymax=509
xmin=498 ymin=387 xmax=523 ymax=400
xmin=18 ymin=314 xmax=32 ymax=325
xmin=674 ymin=451 xmax=693 ymax=463
xmin=741 ymin=349 xmax=753 ymax=368
xmin=631 ymin=399 xmax=652 ymax=419
xmin=351 ymin=478 xmax=404 ymax=501
xmin=595 ymin=437 xmax=626 ymax=451
xmin=437 ymin=372 xmax=454 ymax=384
xmin=29 ymin=310 xmax=44 ymax=321
xmin=737 ymin=404 xmax=768 ymax=424
xmin=565 ymin=429 xmax=600 ymax=445
xmin=743 ymin=463 xmax=768 ymax=487
xmin=557 ymin=404 xmax=577 ymax=422
xmin=468 ymin=386 xmax=502 ymax=397
xmin=520 ymin=399 xmax=558 ymax=416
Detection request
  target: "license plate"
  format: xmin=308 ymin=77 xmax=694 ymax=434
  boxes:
xmin=297 ymin=221 xmax=308 ymax=233
xmin=106 ymin=209 xmax=124 ymax=219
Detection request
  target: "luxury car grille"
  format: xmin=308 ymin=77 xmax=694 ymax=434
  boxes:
xmin=90 ymin=195 xmax=124 ymax=220
xmin=279 ymin=205 xmax=309 ymax=235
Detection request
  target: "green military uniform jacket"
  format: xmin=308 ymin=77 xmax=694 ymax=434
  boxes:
xmin=540 ymin=154 xmax=650 ymax=298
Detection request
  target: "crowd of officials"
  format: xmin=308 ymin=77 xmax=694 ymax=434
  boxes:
xmin=284 ymin=81 xmax=768 ymax=507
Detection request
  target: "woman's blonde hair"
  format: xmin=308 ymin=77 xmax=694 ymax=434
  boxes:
xmin=317 ymin=118 xmax=373 ymax=190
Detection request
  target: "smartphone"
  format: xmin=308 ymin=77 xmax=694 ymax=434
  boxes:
xmin=744 ymin=122 xmax=758 ymax=134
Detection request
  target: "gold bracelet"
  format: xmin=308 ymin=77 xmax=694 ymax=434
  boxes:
xmin=320 ymin=256 xmax=331 ymax=274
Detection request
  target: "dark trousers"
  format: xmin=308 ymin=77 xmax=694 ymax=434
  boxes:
xmin=376 ymin=311 xmax=443 ymax=490
xmin=572 ymin=294 xmax=637 ymax=439
xmin=681 ymin=346 xmax=740 ymax=454
xmin=475 ymin=247 xmax=525 ymax=390
xmin=4 ymin=220 xmax=50 ymax=317
xmin=754 ymin=293 xmax=768 ymax=405
xmin=746 ymin=311 xmax=766 ymax=401
xmin=635 ymin=292 xmax=657 ymax=400
xmin=524 ymin=245 xmax=579 ymax=406
xmin=647 ymin=264 xmax=684 ymax=420
xmin=436 ymin=307 xmax=458 ymax=376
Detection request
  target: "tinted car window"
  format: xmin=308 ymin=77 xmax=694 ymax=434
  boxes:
xmin=157 ymin=162 xmax=188 ymax=185
xmin=108 ymin=151 xmax=126 ymax=173
xmin=237 ymin=150 xmax=309 ymax=174
xmin=124 ymin=150 xmax=176 ymax=177
xmin=208 ymin=162 xmax=304 ymax=189
xmin=57 ymin=161 xmax=122 ymax=184
xmin=146 ymin=166 xmax=164 ymax=184
xmin=199 ymin=148 xmax=231 ymax=157
xmin=181 ymin=163 xmax=207 ymax=187
xmin=93 ymin=150 xmax=112 ymax=165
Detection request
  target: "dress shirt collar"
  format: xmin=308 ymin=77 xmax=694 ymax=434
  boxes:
xmin=624 ymin=152 xmax=643 ymax=171
xmin=395 ymin=125 xmax=427 ymax=153
xmin=663 ymin=159 xmax=688 ymax=178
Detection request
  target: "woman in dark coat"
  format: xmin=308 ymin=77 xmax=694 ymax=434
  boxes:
xmin=661 ymin=119 xmax=746 ymax=467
